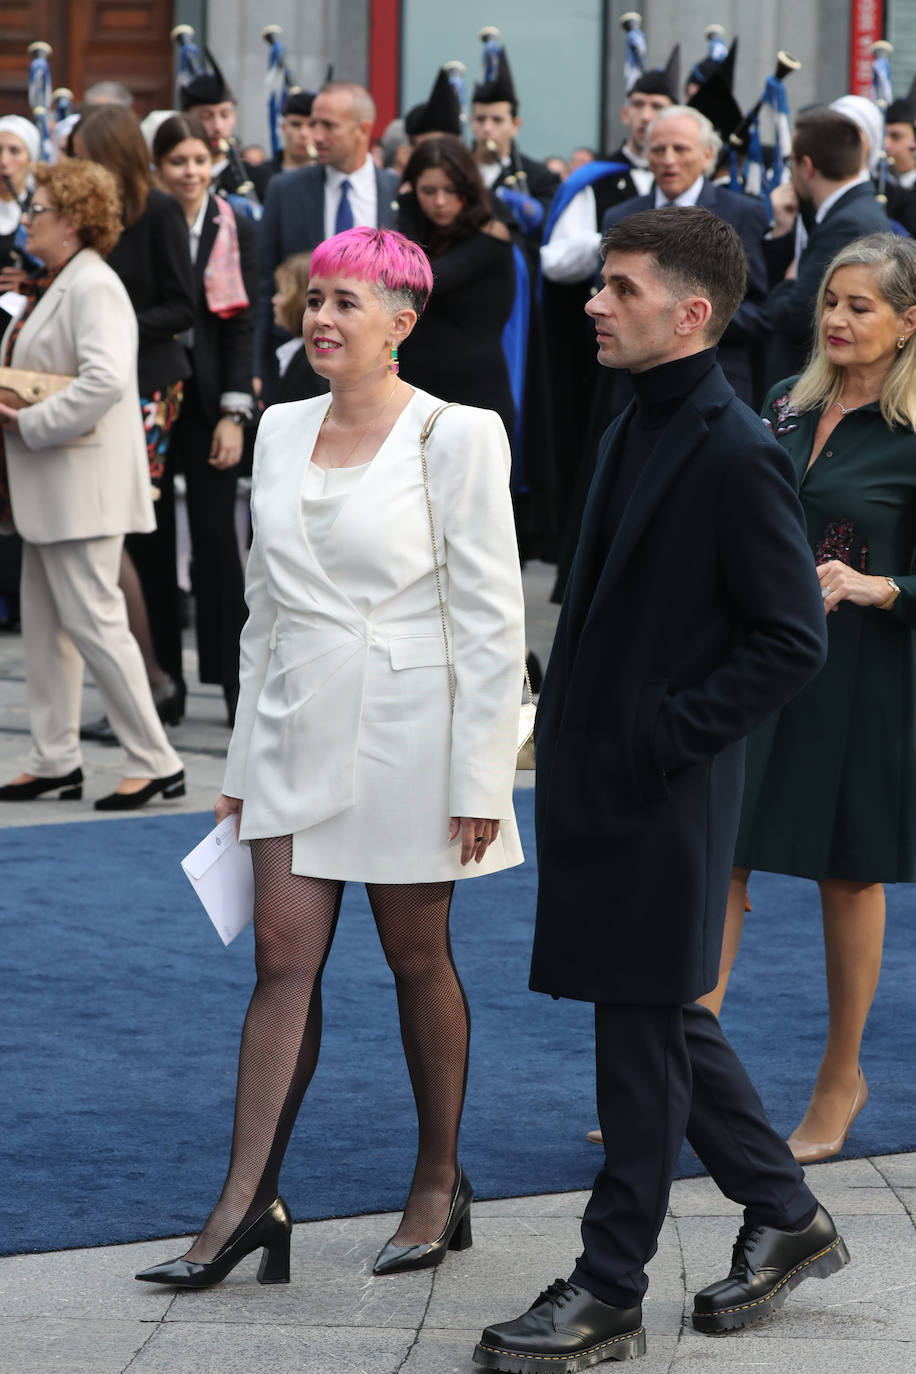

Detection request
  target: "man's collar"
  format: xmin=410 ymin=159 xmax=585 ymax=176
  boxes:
xmin=814 ymin=170 xmax=870 ymax=223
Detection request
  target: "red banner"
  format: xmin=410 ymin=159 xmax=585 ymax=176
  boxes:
xmin=849 ymin=0 xmax=885 ymax=96
xmin=368 ymin=0 xmax=400 ymax=140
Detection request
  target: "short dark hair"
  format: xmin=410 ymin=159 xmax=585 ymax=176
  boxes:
xmin=600 ymin=206 xmax=747 ymax=342
xmin=793 ymin=110 xmax=863 ymax=182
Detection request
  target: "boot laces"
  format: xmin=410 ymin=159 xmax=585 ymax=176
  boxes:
xmin=730 ymin=1221 xmax=765 ymax=1272
xmin=535 ymin=1279 xmax=581 ymax=1310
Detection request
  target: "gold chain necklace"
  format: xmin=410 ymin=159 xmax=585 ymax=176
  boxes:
xmin=319 ymin=380 xmax=398 ymax=468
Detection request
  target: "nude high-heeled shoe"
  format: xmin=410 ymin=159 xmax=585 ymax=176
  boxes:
xmin=788 ymin=1068 xmax=868 ymax=1165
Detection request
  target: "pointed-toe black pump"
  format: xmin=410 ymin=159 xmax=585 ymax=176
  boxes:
xmin=373 ymin=1167 xmax=473 ymax=1276
xmin=135 ymin=1198 xmax=292 ymax=1289
xmin=0 ymin=768 xmax=83 ymax=801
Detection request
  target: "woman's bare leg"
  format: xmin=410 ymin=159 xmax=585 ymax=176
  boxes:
xmin=790 ymin=878 xmax=884 ymax=1144
xmin=697 ymin=867 xmax=751 ymax=1017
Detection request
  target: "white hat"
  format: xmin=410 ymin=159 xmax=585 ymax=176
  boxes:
xmin=829 ymin=95 xmax=883 ymax=177
xmin=0 ymin=114 xmax=41 ymax=163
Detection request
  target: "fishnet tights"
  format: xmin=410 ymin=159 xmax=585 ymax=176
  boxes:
xmin=184 ymin=834 xmax=467 ymax=1262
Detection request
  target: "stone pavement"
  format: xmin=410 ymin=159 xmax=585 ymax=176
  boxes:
xmin=1 ymin=563 xmax=914 ymax=1373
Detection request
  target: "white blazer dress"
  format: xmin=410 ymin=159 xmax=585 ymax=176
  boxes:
xmin=222 ymin=387 xmax=526 ymax=883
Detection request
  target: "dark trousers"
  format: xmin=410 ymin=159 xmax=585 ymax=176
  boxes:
xmin=126 ymin=462 xmax=183 ymax=688
xmin=130 ymin=380 xmax=246 ymax=694
xmin=172 ymin=382 xmax=246 ymax=689
xmin=570 ymin=1002 xmax=816 ymax=1307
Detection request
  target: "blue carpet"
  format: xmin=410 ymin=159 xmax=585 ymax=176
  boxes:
xmin=1 ymin=792 xmax=914 ymax=1256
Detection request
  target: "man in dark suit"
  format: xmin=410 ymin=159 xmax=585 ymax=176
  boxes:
xmin=765 ymin=109 xmax=890 ymax=387
xmin=254 ymin=81 xmax=400 ymax=396
xmin=473 ymin=208 xmax=848 ymax=1373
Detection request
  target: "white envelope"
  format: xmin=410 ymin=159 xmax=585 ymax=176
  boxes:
xmin=181 ymin=815 xmax=254 ymax=945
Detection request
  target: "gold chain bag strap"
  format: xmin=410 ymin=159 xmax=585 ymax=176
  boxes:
xmin=419 ymin=402 xmax=536 ymax=770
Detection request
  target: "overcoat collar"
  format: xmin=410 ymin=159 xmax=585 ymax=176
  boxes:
xmin=572 ymin=362 xmax=735 ymax=627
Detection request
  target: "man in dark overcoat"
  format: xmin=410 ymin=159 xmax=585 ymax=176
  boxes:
xmin=473 ymin=208 xmax=850 ymax=1373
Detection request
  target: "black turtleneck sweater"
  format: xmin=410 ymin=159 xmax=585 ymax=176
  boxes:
xmin=598 ymin=347 xmax=719 ymax=562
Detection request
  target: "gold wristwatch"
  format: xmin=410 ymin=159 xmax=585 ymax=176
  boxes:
xmin=878 ymin=576 xmax=901 ymax=611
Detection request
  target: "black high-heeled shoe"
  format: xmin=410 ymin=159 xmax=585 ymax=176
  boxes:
xmin=94 ymin=770 xmax=185 ymax=811
xmin=0 ymin=768 xmax=83 ymax=801
xmin=372 ymin=1167 xmax=473 ymax=1276
xmin=135 ymin=1198 xmax=292 ymax=1288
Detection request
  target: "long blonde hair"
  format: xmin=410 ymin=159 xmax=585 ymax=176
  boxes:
xmin=791 ymin=233 xmax=916 ymax=430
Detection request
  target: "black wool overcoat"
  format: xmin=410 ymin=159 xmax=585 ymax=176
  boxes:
xmin=529 ymin=365 xmax=828 ymax=1006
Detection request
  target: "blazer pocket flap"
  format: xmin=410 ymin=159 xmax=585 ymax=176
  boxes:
xmin=388 ymin=634 xmax=448 ymax=670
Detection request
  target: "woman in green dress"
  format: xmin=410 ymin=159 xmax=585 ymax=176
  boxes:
xmin=700 ymin=233 xmax=916 ymax=1163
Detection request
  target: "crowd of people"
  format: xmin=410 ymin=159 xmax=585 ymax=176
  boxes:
xmin=1 ymin=22 xmax=916 ymax=1374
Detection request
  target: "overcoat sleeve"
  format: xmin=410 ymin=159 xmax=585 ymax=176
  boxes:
xmin=648 ymin=428 xmax=828 ymax=777
xmin=16 ymin=270 xmax=135 ymax=450
xmin=222 ymin=428 xmax=278 ymax=798
xmin=436 ymin=407 xmax=526 ymax=818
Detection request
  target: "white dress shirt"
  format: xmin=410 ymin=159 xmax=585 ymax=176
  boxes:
xmin=653 ymin=174 xmax=704 ymax=209
xmin=323 ymin=158 xmax=379 ymax=242
xmin=540 ymin=155 xmax=654 ymax=285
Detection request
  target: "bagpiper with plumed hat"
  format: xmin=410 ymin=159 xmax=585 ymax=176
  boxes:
xmin=469 ymin=27 xmax=560 ymax=240
xmin=173 ymin=27 xmax=271 ymax=205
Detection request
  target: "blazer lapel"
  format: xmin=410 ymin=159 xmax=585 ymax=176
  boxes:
xmin=195 ymin=197 xmax=220 ymax=280
xmin=10 ymin=251 xmax=86 ymax=359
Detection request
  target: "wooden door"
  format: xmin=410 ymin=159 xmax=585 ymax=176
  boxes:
xmin=0 ymin=0 xmax=175 ymax=121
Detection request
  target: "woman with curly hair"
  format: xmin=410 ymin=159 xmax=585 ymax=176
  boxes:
xmin=72 ymin=102 xmax=195 ymax=736
xmin=0 ymin=158 xmax=184 ymax=809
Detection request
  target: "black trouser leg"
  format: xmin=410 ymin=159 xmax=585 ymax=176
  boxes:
xmin=684 ymin=1002 xmax=816 ymax=1230
xmin=125 ymin=455 xmax=184 ymax=691
xmin=174 ymin=382 xmax=246 ymax=689
xmin=572 ymin=1002 xmax=818 ymax=1308
xmin=571 ymin=1004 xmax=691 ymax=1307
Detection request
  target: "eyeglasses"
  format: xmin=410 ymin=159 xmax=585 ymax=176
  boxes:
xmin=24 ymin=203 xmax=55 ymax=218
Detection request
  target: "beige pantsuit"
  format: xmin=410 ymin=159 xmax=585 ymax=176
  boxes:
xmin=1 ymin=248 xmax=182 ymax=783
xmin=21 ymin=535 xmax=181 ymax=779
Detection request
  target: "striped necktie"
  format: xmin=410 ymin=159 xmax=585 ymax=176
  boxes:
xmin=335 ymin=178 xmax=354 ymax=233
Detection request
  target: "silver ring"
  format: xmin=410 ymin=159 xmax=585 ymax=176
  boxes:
xmin=823 ymin=585 xmax=832 ymax=597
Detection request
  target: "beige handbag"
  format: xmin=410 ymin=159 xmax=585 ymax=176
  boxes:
xmin=0 ymin=365 xmax=75 ymax=406
xmin=420 ymin=403 xmax=536 ymax=771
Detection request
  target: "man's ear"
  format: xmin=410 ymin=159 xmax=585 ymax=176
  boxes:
xmin=675 ymin=296 xmax=713 ymax=338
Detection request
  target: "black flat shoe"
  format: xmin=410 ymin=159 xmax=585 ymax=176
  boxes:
xmin=0 ymin=768 xmax=83 ymax=801
xmin=692 ymin=1202 xmax=849 ymax=1334
xmin=94 ymin=770 xmax=185 ymax=811
xmin=80 ymin=717 xmax=117 ymax=745
xmin=473 ymin=1280 xmax=645 ymax=1370
xmin=373 ymin=1167 xmax=473 ymax=1276
xmin=135 ymin=1198 xmax=292 ymax=1288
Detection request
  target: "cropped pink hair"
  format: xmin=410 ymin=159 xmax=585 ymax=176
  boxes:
xmin=310 ymin=227 xmax=433 ymax=313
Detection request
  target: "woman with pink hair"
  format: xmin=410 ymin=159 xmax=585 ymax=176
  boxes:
xmin=137 ymin=227 xmax=526 ymax=1289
